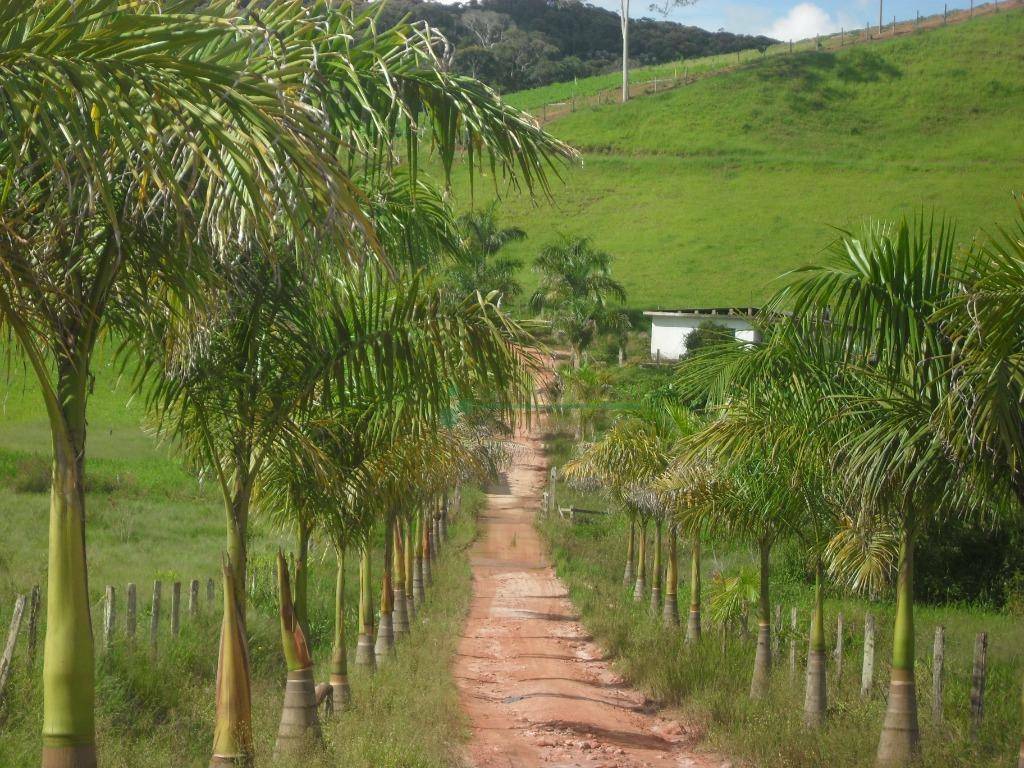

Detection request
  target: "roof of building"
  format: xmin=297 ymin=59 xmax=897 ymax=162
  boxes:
xmin=643 ymin=306 xmax=760 ymax=319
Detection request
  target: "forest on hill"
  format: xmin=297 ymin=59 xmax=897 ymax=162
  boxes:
xmin=364 ymin=0 xmax=776 ymax=91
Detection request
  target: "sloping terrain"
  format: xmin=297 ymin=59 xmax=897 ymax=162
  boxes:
xmin=452 ymin=9 xmax=1024 ymax=309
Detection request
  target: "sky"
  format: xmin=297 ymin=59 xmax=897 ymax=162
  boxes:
xmin=623 ymin=0 xmax=963 ymax=39
xmin=432 ymin=1 xmax=970 ymax=40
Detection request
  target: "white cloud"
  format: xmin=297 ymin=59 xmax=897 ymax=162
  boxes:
xmin=766 ymin=3 xmax=842 ymax=40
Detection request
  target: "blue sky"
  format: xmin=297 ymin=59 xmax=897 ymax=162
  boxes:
xmin=600 ymin=0 xmax=964 ymax=39
xmin=431 ymin=1 xmax=972 ymax=40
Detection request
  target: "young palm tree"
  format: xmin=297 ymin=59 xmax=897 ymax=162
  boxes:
xmin=447 ymin=204 xmax=527 ymax=303
xmin=4 ymin=3 xmax=571 ymax=763
xmin=675 ymin=322 xmax=854 ymax=725
xmin=530 ymin=236 xmax=628 ymax=367
xmin=272 ymin=552 xmax=322 ymax=759
xmin=558 ymin=363 xmax=613 ymax=441
xmin=565 ymin=404 xmax=703 ymax=608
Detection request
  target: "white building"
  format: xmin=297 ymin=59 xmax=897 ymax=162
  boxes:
xmin=644 ymin=307 xmax=760 ymax=361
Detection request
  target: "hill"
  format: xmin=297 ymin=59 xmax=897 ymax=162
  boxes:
xmin=450 ymin=9 xmax=1024 ymax=310
xmin=366 ymin=0 xmax=774 ymax=93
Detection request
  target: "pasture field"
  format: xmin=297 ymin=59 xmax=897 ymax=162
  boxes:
xmin=0 ymin=357 xmax=478 ymax=767
xmin=540 ymin=428 xmax=1024 ymax=768
xmin=453 ymin=9 xmax=1024 ymax=310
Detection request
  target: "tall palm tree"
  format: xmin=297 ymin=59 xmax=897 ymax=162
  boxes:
xmin=936 ymin=210 xmax=1024 ymax=764
xmin=679 ymin=215 xmax=1013 ymax=760
xmin=530 ymin=236 xmax=628 ymax=367
xmin=0 ymin=3 xmax=363 ymax=764
xmin=675 ymin=316 xmax=862 ymax=726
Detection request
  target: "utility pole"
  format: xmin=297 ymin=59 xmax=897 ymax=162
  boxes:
xmin=879 ymin=0 xmax=884 ymax=34
xmin=620 ymin=0 xmax=630 ymax=102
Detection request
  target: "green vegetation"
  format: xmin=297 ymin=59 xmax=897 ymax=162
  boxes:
xmin=1 ymin=1 xmax=567 ymax=765
xmin=371 ymin=0 xmax=773 ymax=94
xmin=543 ymin=202 xmax=1024 ymax=767
xmin=458 ymin=10 xmax=1024 ymax=309
xmin=0 ymin=441 xmax=482 ymax=767
xmin=538 ymin=504 xmax=1023 ymax=768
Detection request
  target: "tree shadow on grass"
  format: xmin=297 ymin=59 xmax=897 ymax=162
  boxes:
xmin=755 ymin=49 xmax=903 ymax=112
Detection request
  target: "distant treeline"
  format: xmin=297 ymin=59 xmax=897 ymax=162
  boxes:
xmin=365 ymin=0 xmax=776 ymax=92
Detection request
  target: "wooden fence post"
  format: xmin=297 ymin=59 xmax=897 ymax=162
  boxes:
xmin=789 ymin=607 xmax=798 ymax=678
xmin=0 ymin=595 xmax=27 ymax=705
xmin=150 ymin=580 xmax=162 ymax=653
xmin=861 ymin=613 xmax=875 ymax=698
xmin=932 ymin=626 xmax=945 ymax=722
xmin=970 ymin=631 xmax=988 ymax=738
xmin=189 ymin=579 xmax=199 ymax=617
xmin=26 ymin=585 xmax=40 ymax=665
xmin=171 ymin=582 xmax=182 ymax=637
xmin=834 ymin=612 xmax=844 ymax=680
xmin=126 ymin=583 xmax=137 ymax=643
xmin=103 ymin=585 xmax=116 ymax=650
xmin=207 ymin=577 xmax=215 ymax=607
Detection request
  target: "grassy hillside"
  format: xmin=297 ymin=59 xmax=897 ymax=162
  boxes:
xmin=456 ymin=9 xmax=1024 ymax=310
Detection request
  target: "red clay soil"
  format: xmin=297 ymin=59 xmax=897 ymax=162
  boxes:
xmin=455 ymin=428 xmax=727 ymax=768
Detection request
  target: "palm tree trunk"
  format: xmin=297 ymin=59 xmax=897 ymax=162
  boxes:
xmin=633 ymin=520 xmax=647 ymax=601
xmin=375 ymin=516 xmax=395 ymax=663
xmin=649 ymin=519 xmax=663 ymax=612
xmin=804 ymin=558 xmax=827 ymax=726
xmin=210 ymin=562 xmax=253 ymax=767
xmin=41 ymin=385 xmax=96 ymax=768
xmin=294 ymin=517 xmax=310 ymax=642
xmin=405 ymin=519 xmax=417 ymax=620
xmin=623 ymin=516 xmax=636 ymax=588
xmin=422 ymin=508 xmax=433 ymax=587
xmin=686 ymin=539 xmax=702 ymax=644
xmin=273 ymin=553 xmax=321 ymax=760
xmin=330 ymin=544 xmax=350 ymax=710
xmin=393 ymin=520 xmax=409 ymax=637
xmin=413 ymin=511 xmax=425 ymax=609
xmin=355 ymin=542 xmax=375 ymax=669
xmin=225 ymin=473 xmax=252 ymax=623
xmin=876 ymin=533 xmax=920 ymax=766
xmin=750 ymin=536 xmax=772 ymax=699
xmin=662 ymin=524 xmax=679 ymax=626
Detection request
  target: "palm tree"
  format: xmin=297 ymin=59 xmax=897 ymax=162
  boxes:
xmin=530 ymin=236 xmax=628 ymax=367
xmin=679 ymin=215 xmax=1013 ymax=759
xmin=564 ymin=405 xmax=702 ymax=612
xmin=675 ymin=317 xmax=861 ymax=726
xmin=937 ymin=211 xmax=1024 ymax=763
xmin=557 ymin=363 xmax=613 ymax=441
xmin=0 ymin=3 xmax=363 ymax=764
xmin=3 ymin=2 xmax=571 ymax=762
xmin=448 ymin=204 xmax=527 ymax=303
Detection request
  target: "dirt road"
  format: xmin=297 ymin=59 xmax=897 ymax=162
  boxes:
xmin=455 ymin=429 xmax=724 ymax=768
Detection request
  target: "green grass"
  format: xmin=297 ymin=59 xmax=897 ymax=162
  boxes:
xmin=503 ymin=48 xmax=774 ymax=112
xmin=539 ymin=426 xmax=1024 ymax=768
xmin=0 ymin=487 xmax=479 ymax=768
xmin=0 ymin=353 xmax=481 ymax=766
xmin=453 ymin=9 xmax=1024 ymax=310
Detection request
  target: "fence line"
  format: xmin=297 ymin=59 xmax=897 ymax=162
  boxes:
xmin=528 ymin=0 xmax=1023 ymax=126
